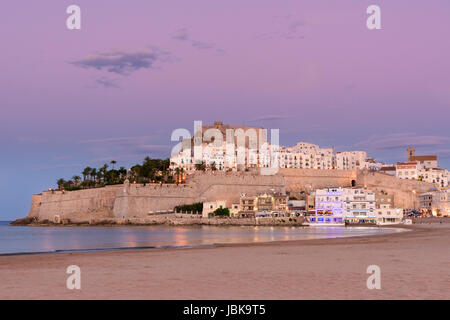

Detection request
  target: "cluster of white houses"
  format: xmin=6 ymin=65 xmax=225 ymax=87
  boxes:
xmin=172 ymin=122 xmax=449 ymax=218
xmin=171 ymin=122 xmax=386 ymax=172
xmin=203 ymin=187 xmax=405 ymax=225
xmin=170 ymin=122 xmax=448 ymax=189
xmin=392 ymin=148 xmax=449 ymax=188
xmin=419 ymin=188 xmax=450 ymax=216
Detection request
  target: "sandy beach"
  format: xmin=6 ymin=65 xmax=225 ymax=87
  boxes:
xmin=0 ymin=223 xmax=449 ymax=300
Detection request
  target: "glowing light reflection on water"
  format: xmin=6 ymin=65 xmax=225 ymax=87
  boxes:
xmin=0 ymin=221 xmax=406 ymax=255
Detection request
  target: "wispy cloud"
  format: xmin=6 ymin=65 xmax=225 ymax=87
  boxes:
xmin=172 ymin=28 xmax=225 ymax=54
xmin=16 ymin=136 xmax=48 ymax=143
xmin=257 ymin=15 xmax=308 ymax=40
xmin=249 ymin=115 xmax=289 ymax=122
xmin=354 ymin=133 xmax=450 ymax=151
xmin=96 ymin=77 xmax=120 ymax=88
xmin=70 ymin=48 xmax=173 ymax=76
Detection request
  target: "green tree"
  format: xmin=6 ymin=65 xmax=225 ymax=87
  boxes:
xmin=57 ymin=178 xmax=65 ymax=190
xmin=72 ymin=175 xmax=81 ymax=185
xmin=118 ymin=166 xmax=127 ymax=175
xmin=82 ymin=167 xmax=92 ymax=181
xmin=195 ymin=161 xmax=206 ymax=171
xmin=91 ymin=168 xmax=97 ymax=183
xmin=213 ymin=207 xmax=230 ymax=217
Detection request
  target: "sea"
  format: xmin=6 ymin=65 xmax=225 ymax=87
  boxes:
xmin=0 ymin=221 xmax=406 ymax=255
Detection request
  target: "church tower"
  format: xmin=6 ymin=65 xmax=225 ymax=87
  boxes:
xmin=407 ymin=148 xmax=415 ymax=162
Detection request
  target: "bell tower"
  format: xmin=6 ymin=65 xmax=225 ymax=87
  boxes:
xmin=407 ymin=148 xmax=415 ymax=162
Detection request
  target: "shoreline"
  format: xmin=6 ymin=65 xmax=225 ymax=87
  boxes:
xmin=8 ymin=215 xmax=307 ymax=227
xmin=0 ymin=224 xmax=409 ymax=257
xmin=1 ymin=223 xmax=448 ymax=299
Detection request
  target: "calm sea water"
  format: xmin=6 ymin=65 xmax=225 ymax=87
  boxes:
xmin=0 ymin=221 xmax=406 ymax=255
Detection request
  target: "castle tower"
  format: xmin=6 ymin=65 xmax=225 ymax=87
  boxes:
xmin=407 ymin=148 xmax=415 ymax=162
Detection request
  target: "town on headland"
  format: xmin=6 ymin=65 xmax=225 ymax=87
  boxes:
xmin=11 ymin=122 xmax=449 ymax=227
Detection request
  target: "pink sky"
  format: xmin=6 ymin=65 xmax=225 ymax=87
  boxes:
xmin=0 ymin=1 xmax=449 ymax=218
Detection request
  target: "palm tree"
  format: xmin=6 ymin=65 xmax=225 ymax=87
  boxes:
xmin=118 ymin=166 xmax=127 ymax=179
xmin=96 ymin=170 xmax=103 ymax=183
xmin=91 ymin=168 xmax=97 ymax=183
xmin=110 ymin=160 xmax=117 ymax=170
xmin=57 ymin=178 xmax=65 ymax=190
xmin=72 ymin=175 xmax=81 ymax=185
xmin=101 ymin=164 xmax=109 ymax=183
xmin=82 ymin=167 xmax=92 ymax=181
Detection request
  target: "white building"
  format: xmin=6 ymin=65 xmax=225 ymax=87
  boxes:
xmin=396 ymin=162 xmax=420 ymax=180
xmin=419 ymin=189 xmax=450 ymax=216
xmin=407 ymin=148 xmax=438 ymax=169
xmin=419 ymin=168 xmax=448 ymax=188
xmin=335 ymin=151 xmax=367 ymax=170
xmin=375 ymin=204 xmax=403 ymax=225
xmin=342 ymin=188 xmax=377 ymax=224
xmin=313 ymin=187 xmax=378 ymax=224
xmin=279 ymin=142 xmax=334 ymax=170
xmin=202 ymin=201 xmax=228 ymax=218
xmin=360 ymin=158 xmax=384 ymax=171
xmin=170 ymin=122 xmax=388 ymax=173
xmin=395 ymin=162 xmax=449 ymax=188
xmin=433 ymin=189 xmax=450 ymax=216
xmin=312 ymin=187 xmax=345 ymax=224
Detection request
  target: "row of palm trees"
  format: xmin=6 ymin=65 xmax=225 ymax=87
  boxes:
xmin=56 ymin=158 xmax=187 ymax=191
xmin=56 ymin=161 xmax=127 ymax=191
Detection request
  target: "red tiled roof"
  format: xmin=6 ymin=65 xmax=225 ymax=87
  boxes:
xmin=410 ymin=155 xmax=437 ymax=162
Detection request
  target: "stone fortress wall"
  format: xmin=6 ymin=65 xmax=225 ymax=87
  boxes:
xmin=26 ymin=169 xmax=433 ymax=223
xmin=278 ymin=168 xmax=357 ymax=192
xmin=31 ymin=185 xmax=122 ymax=222
xmin=356 ymin=170 xmax=434 ymax=209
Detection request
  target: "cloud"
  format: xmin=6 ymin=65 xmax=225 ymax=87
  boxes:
xmin=249 ymin=115 xmax=289 ymax=122
xmin=16 ymin=136 xmax=48 ymax=143
xmin=96 ymin=77 xmax=120 ymax=88
xmin=354 ymin=133 xmax=450 ymax=151
xmin=70 ymin=48 xmax=173 ymax=75
xmin=257 ymin=15 xmax=308 ymax=40
xmin=172 ymin=28 xmax=225 ymax=54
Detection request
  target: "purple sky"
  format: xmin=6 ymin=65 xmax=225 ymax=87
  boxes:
xmin=1 ymin=1 xmax=449 ymax=219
